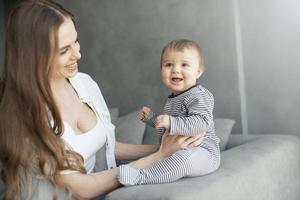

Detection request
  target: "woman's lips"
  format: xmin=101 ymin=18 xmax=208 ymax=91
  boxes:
xmin=65 ymin=62 xmax=77 ymax=71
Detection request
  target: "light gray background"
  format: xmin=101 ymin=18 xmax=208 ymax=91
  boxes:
xmin=1 ymin=0 xmax=300 ymax=136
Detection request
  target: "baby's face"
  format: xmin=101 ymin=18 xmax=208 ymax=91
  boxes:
xmin=161 ymin=48 xmax=203 ymax=95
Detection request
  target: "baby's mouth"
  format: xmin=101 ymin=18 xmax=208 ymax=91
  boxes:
xmin=171 ymin=77 xmax=183 ymax=82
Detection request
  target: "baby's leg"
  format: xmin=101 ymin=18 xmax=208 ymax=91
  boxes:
xmin=118 ymin=150 xmax=192 ymax=186
xmin=185 ymin=147 xmax=220 ymax=177
xmin=118 ymin=148 xmax=219 ymax=186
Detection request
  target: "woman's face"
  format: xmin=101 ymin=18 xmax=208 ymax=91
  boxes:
xmin=51 ymin=18 xmax=81 ymax=81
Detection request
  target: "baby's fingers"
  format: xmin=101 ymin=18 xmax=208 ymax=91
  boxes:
xmin=141 ymin=106 xmax=150 ymax=114
xmin=137 ymin=111 xmax=145 ymax=120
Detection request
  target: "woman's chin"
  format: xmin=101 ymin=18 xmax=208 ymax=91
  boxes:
xmin=67 ymin=69 xmax=78 ymax=78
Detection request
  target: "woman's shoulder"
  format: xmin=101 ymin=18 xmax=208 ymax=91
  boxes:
xmin=72 ymin=72 xmax=94 ymax=83
xmin=70 ymin=72 xmax=98 ymax=89
xmin=69 ymin=72 xmax=101 ymax=98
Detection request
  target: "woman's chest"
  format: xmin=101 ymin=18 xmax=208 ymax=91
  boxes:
xmin=58 ymin=97 xmax=97 ymax=134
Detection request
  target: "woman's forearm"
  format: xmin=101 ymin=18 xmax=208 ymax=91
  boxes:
xmin=56 ymin=134 xmax=203 ymax=199
xmin=127 ymin=151 xmax=165 ymax=168
xmin=115 ymin=142 xmax=159 ymax=161
xmin=57 ymin=149 xmax=164 ymax=199
xmin=56 ymin=168 xmax=120 ymax=199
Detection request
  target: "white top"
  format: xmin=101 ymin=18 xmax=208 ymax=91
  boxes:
xmin=62 ymin=114 xmax=106 ymax=173
xmin=61 ymin=72 xmax=116 ymax=173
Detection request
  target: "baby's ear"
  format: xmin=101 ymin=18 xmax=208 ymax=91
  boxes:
xmin=197 ymin=65 xmax=204 ymax=78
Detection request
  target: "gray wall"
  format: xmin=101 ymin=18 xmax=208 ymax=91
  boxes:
xmin=239 ymin=0 xmax=300 ymax=135
xmin=56 ymin=0 xmax=300 ymax=136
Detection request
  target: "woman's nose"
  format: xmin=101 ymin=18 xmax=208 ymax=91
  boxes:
xmin=71 ymin=47 xmax=81 ymax=60
xmin=74 ymin=50 xmax=81 ymax=60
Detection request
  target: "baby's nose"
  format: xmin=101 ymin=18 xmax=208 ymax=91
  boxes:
xmin=172 ymin=65 xmax=180 ymax=73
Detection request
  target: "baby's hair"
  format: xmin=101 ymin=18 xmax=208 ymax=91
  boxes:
xmin=160 ymin=39 xmax=204 ymax=70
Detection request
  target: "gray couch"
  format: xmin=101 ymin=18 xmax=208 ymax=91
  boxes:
xmin=106 ymin=112 xmax=300 ymax=200
xmin=106 ymin=134 xmax=300 ymax=200
xmin=1 ymin=111 xmax=300 ymax=200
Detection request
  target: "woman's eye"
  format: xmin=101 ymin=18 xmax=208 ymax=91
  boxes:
xmin=165 ymin=63 xmax=173 ymax=67
xmin=60 ymin=49 xmax=68 ymax=55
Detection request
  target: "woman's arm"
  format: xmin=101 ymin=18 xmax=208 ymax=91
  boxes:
xmin=56 ymin=168 xmax=119 ymax=199
xmin=57 ymin=146 xmax=166 ymax=199
xmin=115 ymin=131 xmax=205 ymax=161
xmin=126 ymin=132 xmax=204 ymax=168
xmin=56 ymin=147 xmax=166 ymax=199
xmin=56 ymin=132 xmax=204 ymax=199
xmin=115 ymin=142 xmax=159 ymax=161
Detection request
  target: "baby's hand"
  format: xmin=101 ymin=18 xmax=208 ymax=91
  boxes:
xmin=138 ymin=106 xmax=151 ymax=121
xmin=155 ymin=115 xmax=170 ymax=130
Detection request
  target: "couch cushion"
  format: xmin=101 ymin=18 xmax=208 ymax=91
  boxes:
xmin=106 ymin=135 xmax=300 ymax=200
xmin=109 ymin=107 xmax=119 ymax=124
xmin=143 ymin=118 xmax=235 ymax=150
xmin=96 ymin=109 xmax=146 ymax=172
xmin=114 ymin=111 xmax=146 ymax=144
xmin=214 ymin=118 xmax=235 ymax=151
xmin=142 ymin=126 xmax=160 ymax=144
xmin=94 ymin=144 xmax=108 ymax=172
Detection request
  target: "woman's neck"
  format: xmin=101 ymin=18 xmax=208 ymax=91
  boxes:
xmin=50 ymin=77 xmax=71 ymax=95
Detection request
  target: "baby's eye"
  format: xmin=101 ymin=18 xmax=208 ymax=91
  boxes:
xmin=182 ymin=63 xmax=189 ymax=67
xmin=165 ymin=63 xmax=173 ymax=67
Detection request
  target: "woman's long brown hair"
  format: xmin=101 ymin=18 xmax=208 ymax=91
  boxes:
xmin=0 ymin=1 xmax=86 ymax=199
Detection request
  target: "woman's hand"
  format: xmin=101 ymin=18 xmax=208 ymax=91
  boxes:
xmin=159 ymin=131 xmax=205 ymax=157
xmin=125 ymin=131 xmax=205 ymax=169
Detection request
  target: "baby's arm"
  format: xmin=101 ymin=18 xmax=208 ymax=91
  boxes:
xmin=138 ymin=106 xmax=158 ymax=128
xmin=154 ymin=114 xmax=170 ymax=131
xmin=169 ymin=93 xmax=214 ymax=136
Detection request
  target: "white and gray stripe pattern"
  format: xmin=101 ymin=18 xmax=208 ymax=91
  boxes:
xmin=145 ymin=84 xmax=220 ymax=147
xmin=118 ymin=84 xmax=220 ymax=186
xmin=119 ymin=147 xmax=220 ymax=186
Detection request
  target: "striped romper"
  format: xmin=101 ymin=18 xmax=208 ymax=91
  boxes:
xmin=118 ymin=84 xmax=220 ymax=185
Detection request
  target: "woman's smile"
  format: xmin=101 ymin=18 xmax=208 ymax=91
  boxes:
xmin=65 ymin=62 xmax=78 ymax=72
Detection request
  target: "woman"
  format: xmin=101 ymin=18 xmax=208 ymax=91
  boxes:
xmin=0 ymin=0 xmax=203 ymax=199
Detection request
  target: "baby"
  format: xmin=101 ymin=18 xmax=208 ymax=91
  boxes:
xmin=118 ymin=39 xmax=220 ymax=185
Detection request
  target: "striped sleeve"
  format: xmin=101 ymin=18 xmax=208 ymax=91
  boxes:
xmin=169 ymin=91 xmax=214 ymax=136
xmin=142 ymin=110 xmax=158 ymax=128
